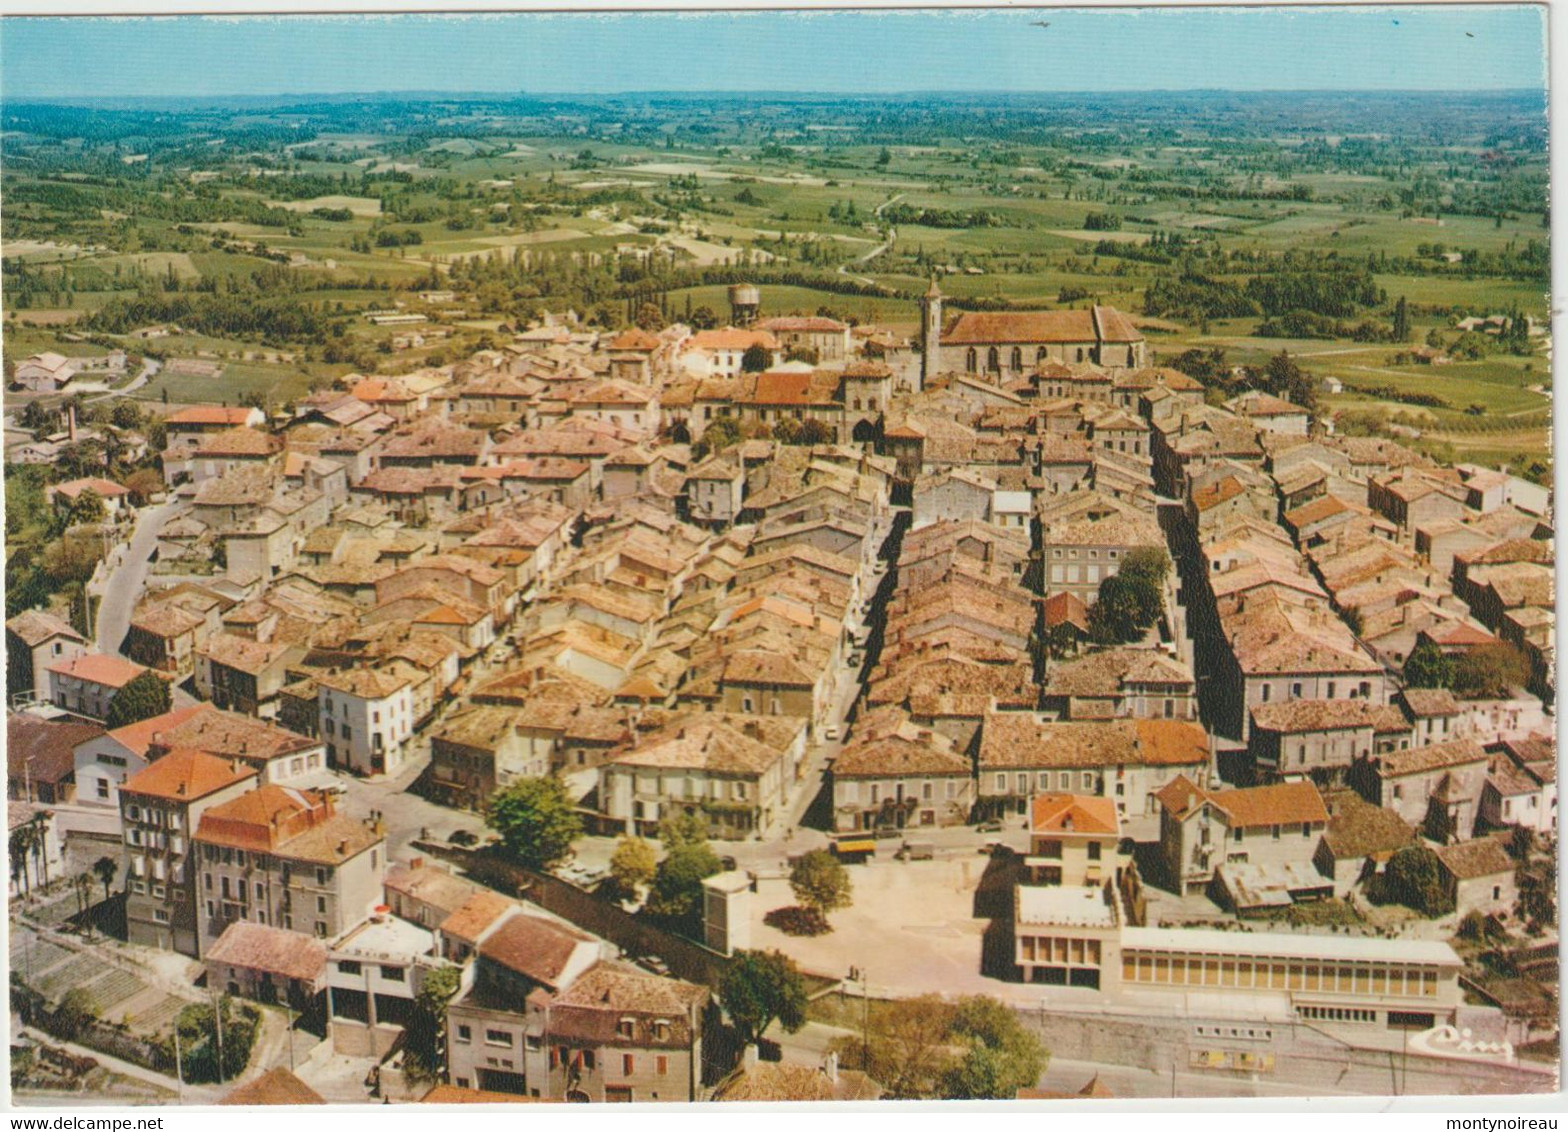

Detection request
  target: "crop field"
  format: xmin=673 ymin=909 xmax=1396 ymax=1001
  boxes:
xmin=0 ymin=89 xmax=1548 ymax=473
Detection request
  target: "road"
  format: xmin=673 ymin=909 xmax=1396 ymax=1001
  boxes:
xmin=84 ymin=356 xmax=159 ymax=404
xmin=835 ymin=193 xmax=903 ymax=286
xmin=93 ymin=496 xmax=184 ymax=657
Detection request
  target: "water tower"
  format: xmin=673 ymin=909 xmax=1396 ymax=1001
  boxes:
xmin=728 ymin=283 xmax=761 ymax=327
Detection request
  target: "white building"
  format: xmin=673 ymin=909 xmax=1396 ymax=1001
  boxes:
xmin=316 ymin=666 xmax=417 ymax=777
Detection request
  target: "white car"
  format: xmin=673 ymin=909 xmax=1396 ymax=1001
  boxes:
xmin=823 ymin=726 xmax=841 ymax=741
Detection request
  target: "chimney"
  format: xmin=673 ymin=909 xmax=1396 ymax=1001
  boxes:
xmin=410 ymin=856 xmax=424 ymax=869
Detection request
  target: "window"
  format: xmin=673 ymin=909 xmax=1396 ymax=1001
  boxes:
xmin=382 ymin=965 xmax=405 ymax=981
xmin=315 ymin=867 xmax=328 ymax=885
xmin=485 ymin=1029 xmax=513 ymax=1047
xmin=1088 ymin=842 xmax=1102 ymax=860
xmin=317 ymin=895 xmax=328 ymax=914
xmin=1261 ymin=685 xmax=1271 ymax=702
xmin=338 ymin=960 xmax=362 ymax=975
xmin=153 ymin=909 xmax=170 ymax=924
xmin=1272 ymin=825 xmax=1281 ymax=840
xmin=456 ymin=1025 xmax=472 ymax=1043
xmin=618 ymin=1019 xmax=635 ymax=1039
xmin=255 ymin=882 xmax=265 ymax=899
xmin=622 ymin=1054 xmax=635 ymax=1076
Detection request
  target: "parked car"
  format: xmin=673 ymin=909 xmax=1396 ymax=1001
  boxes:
xmin=976 ymin=821 xmax=1004 ymax=834
xmin=896 ymin=841 xmax=935 ymax=861
xmin=874 ymin=826 xmax=902 ymax=840
xmin=719 ymin=855 xmax=738 ymax=872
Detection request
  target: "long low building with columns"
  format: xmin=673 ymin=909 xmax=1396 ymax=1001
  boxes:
xmin=1014 ymin=882 xmax=1464 ymax=1030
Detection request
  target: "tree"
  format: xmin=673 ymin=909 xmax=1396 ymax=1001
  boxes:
xmin=1375 ymin=845 xmax=1453 ymax=917
xmin=170 ymin=996 xmax=259 ymax=1084
xmin=1404 ymin=638 xmax=1453 ymax=689
xmin=798 ymin=419 xmax=834 ymax=446
xmin=789 ymin=850 xmax=853 ymax=930
xmin=92 ymin=855 xmax=117 ymax=902
xmin=740 ymin=344 xmax=771 ymax=373
xmin=105 ymin=671 xmax=171 ymax=729
xmin=1392 ymin=295 xmax=1411 ymax=342
xmin=689 ymin=305 xmax=718 ymax=330
xmin=876 ymin=147 xmax=892 ymax=167
xmin=942 ymin=995 xmax=1048 ymax=1100
xmin=109 ymin=400 xmax=144 ymax=431
xmin=9 ymin=821 xmax=36 ymax=898
xmin=404 ymin=963 xmax=461 ymax=1083
xmin=634 ymin=302 xmax=665 ymax=332
xmin=485 ymin=776 xmax=583 ymax=870
xmin=1088 ymin=571 xmax=1160 ymax=645
xmin=54 ymin=986 xmax=100 ymax=1041
xmin=644 ymin=817 xmax=721 ymax=925
xmin=609 ymin=836 xmax=658 ymax=896
xmin=830 ymin=995 xmax=956 ymax=1099
xmin=718 ymin=949 xmax=808 ymax=1045
xmin=699 ymin=416 xmax=744 ymax=455
xmin=770 ymin=417 xmax=802 ymax=445
xmin=1451 ymin=643 xmax=1530 ymax=700
xmin=124 ymin=468 xmax=165 ymax=507
xmin=1264 ymin=349 xmax=1317 ymax=415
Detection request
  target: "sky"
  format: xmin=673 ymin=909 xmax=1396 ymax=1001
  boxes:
xmin=0 ymin=6 xmax=1548 ymax=101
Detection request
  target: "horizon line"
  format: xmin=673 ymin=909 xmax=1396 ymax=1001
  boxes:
xmin=3 ymin=85 xmax=1548 ymax=102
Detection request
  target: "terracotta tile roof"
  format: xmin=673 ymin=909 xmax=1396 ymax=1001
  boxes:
xmin=205 ymin=922 xmax=328 ymax=984
xmin=1457 ymin=538 xmax=1554 ymax=568
xmin=1435 ymin=837 xmax=1514 ymax=880
xmin=1319 ymin=789 xmax=1415 ymax=861
xmin=612 ymin=715 xmax=796 ymax=776
xmin=1400 ymin=688 xmax=1461 ymax=718
xmin=478 ymin=913 xmax=594 ymax=988
xmin=7 ymin=609 xmax=86 ymax=647
xmin=1043 ymin=590 xmax=1090 ymax=633
xmin=1031 ymin=793 xmax=1119 ymax=836
xmin=194 ymin=428 xmax=282 ymax=458
xmin=385 ymin=861 xmax=480 ymax=916
xmin=195 ymin=785 xmax=333 ymax=853
xmin=945 ymin=307 xmax=1142 ymax=345
xmin=104 ymin=704 xmax=214 ymax=756
xmin=756 ymin=315 xmax=847 ymax=333
xmin=267 ymin=811 xmax=382 ymax=866
xmin=7 ymin=714 xmax=103 ymax=783
xmin=1044 ymin=648 xmax=1191 ymax=699
xmin=167 ymin=406 xmax=259 ymax=427
xmin=1211 ymin=781 xmax=1328 ymax=829
xmin=979 ymin=716 xmax=1207 ymax=771
xmin=549 ymin=958 xmax=707 ymax=1019
xmin=219 ymin=1066 xmax=326 ymax=1106
xmin=716 ymin=1061 xmax=883 ymax=1102
xmin=51 ymin=476 xmax=130 ymax=500
xmin=831 ymin=728 xmax=971 ymax=778
xmin=46 ymin=652 xmax=148 ymax=689
xmin=1249 ymin=699 xmax=1390 ymax=734
xmin=687 ymin=329 xmax=779 ymax=351
xmin=317 ymin=666 xmax=413 ymax=700
xmin=121 ymin=747 xmax=257 ymax=802
xmin=152 ymin=709 xmax=315 ymax=763
xmin=1379 ymin=738 xmax=1488 ymax=779
xmin=440 ymin=892 xmax=517 ymax=945
xmin=607 ymin=328 xmax=661 ymax=351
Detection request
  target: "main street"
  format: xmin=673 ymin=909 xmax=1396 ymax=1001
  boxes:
xmin=92 ymin=496 xmax=186 ymax=658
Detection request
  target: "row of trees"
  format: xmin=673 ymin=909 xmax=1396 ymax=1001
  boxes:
xmin=1404 ymin=640 xmax=1532 ymax=700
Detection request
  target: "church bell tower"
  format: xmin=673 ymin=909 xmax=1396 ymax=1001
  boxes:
xmin=919 ymin=276 xmax=942 ymax=391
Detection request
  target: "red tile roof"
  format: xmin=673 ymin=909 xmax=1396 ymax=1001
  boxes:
xmin=45 ymin=652 xmax=148 ymax=689
xmin=120 ymin=747 xmax=256 ymax=802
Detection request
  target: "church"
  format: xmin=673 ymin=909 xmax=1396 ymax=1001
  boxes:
xmin=920 ymin=279 xmax=1147 ymax=386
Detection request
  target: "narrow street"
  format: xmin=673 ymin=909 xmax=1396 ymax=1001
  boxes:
xmin=92 ymin=496 xmax=185 ymax=657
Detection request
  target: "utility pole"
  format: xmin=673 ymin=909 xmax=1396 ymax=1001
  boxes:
xmin=287 ymin=1001 xmax=296 ymax=1071
xmin=213 ymin=989 xmax=225 ymax=1083
xmin=861 ymin=967 xmax=870 ymax=1066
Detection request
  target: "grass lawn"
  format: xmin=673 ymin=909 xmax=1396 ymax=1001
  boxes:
xmin=135 ymin=360 xmax=324 ymax=407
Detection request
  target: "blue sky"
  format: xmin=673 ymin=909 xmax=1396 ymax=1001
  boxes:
xmin=0 ymin=7 xmax=1547 ymax=100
